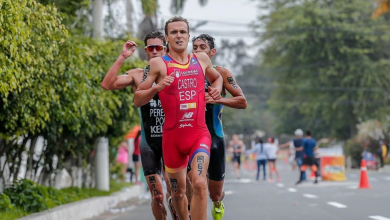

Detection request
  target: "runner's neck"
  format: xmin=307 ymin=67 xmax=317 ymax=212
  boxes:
xmin=167 ymin=51 xmax=190 ymax=64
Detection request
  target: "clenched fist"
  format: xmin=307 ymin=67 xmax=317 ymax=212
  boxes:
xmin=121 ymin=40 xmax=137 ymax=59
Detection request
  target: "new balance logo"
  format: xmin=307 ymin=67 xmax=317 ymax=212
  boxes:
xmin=182 ymin=112 xmax=194 ymax=119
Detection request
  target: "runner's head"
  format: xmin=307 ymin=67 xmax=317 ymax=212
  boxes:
xmin=306 ymin=130 xmax=312 ymax=137
xmin=144 ymin=31 xmax=166 ymax=60
xmin=268 ymin=137 xmax=274 ymax=143
xmin=192 ymin=34 xmax=216 ymax=59
xmin=294 ymin=129 xmax=303 ymax=138
xmin=120 ymin=140 xmax=127 ymax=148
xmin=164 ymin=16 xmax=190 ymax=53
xmin=232 ymin=134 xmax=239 ymax=142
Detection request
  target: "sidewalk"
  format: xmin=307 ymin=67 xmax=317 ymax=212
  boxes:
xmin=18 ymin=185 xmax=144 ymax=220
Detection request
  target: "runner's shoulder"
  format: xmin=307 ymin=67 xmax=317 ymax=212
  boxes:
xmin=215 ymin=66 xmax=232 ymax=77
xmin=148 ymin=57 xmax=165 ymax=66
xmin=126 ymin=68 xmax=143 ymax=76
xmin=193 ymin=52 xmax=209 ymax=62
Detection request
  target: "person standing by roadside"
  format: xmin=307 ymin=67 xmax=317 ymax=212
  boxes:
xmin=228 ymin=134 xmax=245 ymax=179
xmin=265 ymin=137 xmax=279 ymax=182
xmin=280 ymin=129 xmax=306 ymax=182
xmin=116 ymin=141 xmax=129 ymax=182
xmin=246 ymin=138 xmax=268 ymax=181
xmin=296 ymin=130 xmax=319 ymax=184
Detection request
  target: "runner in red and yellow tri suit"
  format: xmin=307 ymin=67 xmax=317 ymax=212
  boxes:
xmin=134 ymin=16 xmax=223 ymax=220
xmin=160 ymin=53 xmax=211 ymax=173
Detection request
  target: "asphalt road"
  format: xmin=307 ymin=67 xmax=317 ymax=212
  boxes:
xmin=91 ymin=162 xmax=390 ymax=220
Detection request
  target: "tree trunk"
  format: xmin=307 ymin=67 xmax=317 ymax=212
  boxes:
xmin=92 ymin=0 xmax=103 ymax=39
xmin=26 ymin=136 xmax=38 ymax=180
xmin=126 ymin=0 xmax=135 ymax=36
xmin=137 ymin=15 xmax=157 ymax=60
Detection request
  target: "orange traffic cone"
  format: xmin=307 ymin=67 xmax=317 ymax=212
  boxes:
xmin=359 ymin=159 xmax=370 ymax=189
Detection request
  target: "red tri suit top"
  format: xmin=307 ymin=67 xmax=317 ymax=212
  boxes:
xmin=158 ymin=54 xmax=211 ymax=173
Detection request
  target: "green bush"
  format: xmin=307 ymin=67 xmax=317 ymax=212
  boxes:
xmin=0 ymin=194 xmax=14 ymax=212
xmin=4 ymin=179 xmax=50 ymax=213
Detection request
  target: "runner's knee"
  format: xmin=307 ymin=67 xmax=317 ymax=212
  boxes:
xmin=171 ymin=192 xmax=186 ymax=202
xmin=192 ymin=178 xmax=207 ymax=194
xmin=152 ymin=193 xmax=164 ymax=205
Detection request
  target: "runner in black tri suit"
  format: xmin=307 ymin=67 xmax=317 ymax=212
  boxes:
xmin=101 ymin=31 xmax=175 ymax=220
xmin=192 ymin=34 xmax=247 ymax=220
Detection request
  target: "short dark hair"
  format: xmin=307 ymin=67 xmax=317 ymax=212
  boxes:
xmin=306 ymin=130 xmax=312 ymax=136
xmin=257 ymin=138 xmax=263 ymax=144
xmin=144 ymin=31 xmax=166 ymax=46
xmin=192 ymin=34 xmax=216 ymax=49
xmin=165 ymin=16 xmax=189 ymax=35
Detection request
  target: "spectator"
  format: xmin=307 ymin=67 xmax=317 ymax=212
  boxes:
xmin=247 ymin=138 xmax=268 ymax=181
xmin=116 ymin=141 xmax=129 ymax=182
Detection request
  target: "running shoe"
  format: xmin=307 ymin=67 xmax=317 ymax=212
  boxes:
xmin=211 ymin=201 xmax=225 ymax=220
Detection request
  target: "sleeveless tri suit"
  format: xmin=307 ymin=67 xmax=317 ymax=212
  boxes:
xmin=138 ymin=91 xmax=164 ymax=176
xmin=205 ymin=76 xmax=226 ymax=181
xmin=159 ymin=54 xmax=211 ymax=173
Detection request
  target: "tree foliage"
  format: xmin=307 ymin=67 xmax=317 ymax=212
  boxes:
xmin=0 ymin=0 xmax=145 ymax=186
xmin=255 ymin=0 xmax=390 ymax=139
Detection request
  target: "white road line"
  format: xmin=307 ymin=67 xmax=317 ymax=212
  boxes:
xmin=369 ymin=216 xmax=390 ymax=220
xmin=225 ymin=191 xmax=234 ymax=195
xmin=370 ymin=177 xmax=378 ymax=182
xmin=288 ymin=188 xmax=297 ymax=192
xmin=384 ymin=177 xmax=390 ymax=181
xmin=303 ymin=194 xmax=318 ymax=199
xmin=277 ymin=183 xmax=284 ymax=187
xmin=327 ymin=202 xmax=347 ymax=208
xmin=347 ymin=185 xmax=358 ymax=189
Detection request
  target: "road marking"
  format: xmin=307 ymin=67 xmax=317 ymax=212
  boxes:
xmin=370 ymin=177 xmax=378 ymax=182
xmin=277 ymin=183 xmax=284 ymax=187
xmin=384 ymin=177 xmax=390 ymax=181
xmin=303 ymin=194 xmax=318 ymax=199
xmin=225 ymin=178 xmax=253 ymax=183
xmin=369 ymin=216 xmax=390 ymax=220
xmin=225 ymin=191 xmax=234 ymax=195
xmin=347 ymin=185 xmax=358 ymax=189
xmin=288 ymin=188 xmax=297 ymax=192
xmin=327 ymin=202 xmax=347 ymax=208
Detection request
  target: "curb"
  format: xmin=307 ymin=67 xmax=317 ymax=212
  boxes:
xmin=18 ymin=185 xmax=144 ymax=220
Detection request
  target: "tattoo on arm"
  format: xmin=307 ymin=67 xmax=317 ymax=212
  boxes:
xmin=197 ymin=155 xmax=204 ymax=176
xmin=170 ymin=178 xmax=178 ymax=193
xmin=140 ymin=65 xmax=150 ymax=83
xmin=227 ymin=76 xmax=238 ymax=89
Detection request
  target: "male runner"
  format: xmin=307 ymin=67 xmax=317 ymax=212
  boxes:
xmin=134 ymin=16 xmax=223 ymax=220
xmin=101 ymin=31 xmax=173 ymax=220
xmin=192 ymin=34 xmax=247 ymax=220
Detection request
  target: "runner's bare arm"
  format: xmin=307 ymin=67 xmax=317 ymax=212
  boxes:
xmin=208 ymin=67 xmax=247 ymax=108
xmin=134 ymin=58 xmax=174 ymax=107
xmin=101 ymin=40 xmax=137 ymax=90
xmin=197 ymin=53 xmax=223 ymax=100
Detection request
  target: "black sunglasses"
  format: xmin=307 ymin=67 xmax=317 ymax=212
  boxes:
xmin=144 ymin=45 xmax=166 ymax=52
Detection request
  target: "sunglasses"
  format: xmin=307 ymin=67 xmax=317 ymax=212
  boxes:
xmin=144 ymin=45 xmax=166 ymax=52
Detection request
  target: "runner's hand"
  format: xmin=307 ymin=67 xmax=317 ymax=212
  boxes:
xmin=208 ymin=86 xmax=221 ymax=100
xmin=155 ymin=73 xmax=175 ymax=92
xmin=205 ymin=93 xmax=217 ymax=104
xmin=121 ymin=40 xmax=137 ymax=59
